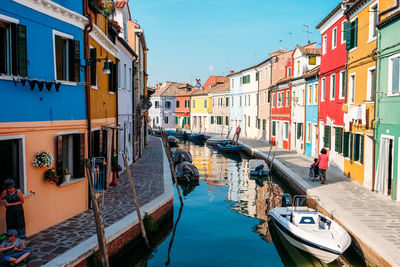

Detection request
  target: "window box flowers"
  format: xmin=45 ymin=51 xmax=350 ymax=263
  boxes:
xmin=44 ymin=168 xmax=62 ymax=186
xmin=32 ymin=152 xmax=54 ymax=168
xmin=89 ymin=0 xmax=106 ymax=14
xmin=109 ymin=20 xmax=122 ymax=33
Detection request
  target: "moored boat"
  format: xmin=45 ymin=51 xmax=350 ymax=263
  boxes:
xmin=165 ymin=129 xmax=184 ymax=138
xmin=187 ymin=133 xmax=207 ymax=142
xmin=217 ymin=143 xmax=242 ymax=153
xmin=175 ymin=161 xmax=200 ymax=182
xmin=206 ymin=137 xmax=231 ymax=147
xmin=268 ymin=195 xmax=352 ymax=263
xmin=249 ymin=159 xmax=269 ymax=176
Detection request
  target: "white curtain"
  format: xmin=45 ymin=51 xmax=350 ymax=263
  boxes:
xmin=374 ymin=138 xmax=390 ymax=195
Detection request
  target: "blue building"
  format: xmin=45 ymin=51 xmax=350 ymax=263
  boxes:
xmin=304 ymin=66 xmax=320 ymax=159
xmin=0 ymin=0 xmax=89 ymax=236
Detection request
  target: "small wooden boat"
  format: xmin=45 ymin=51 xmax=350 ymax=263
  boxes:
xmin=175 ymin=161 xmax=199 ymax=182
xmin=206 ymin=137 xmax=231 ymax=147
xmin=165 ymin=129 xmax=184 ymax=139
xmin=172 ymin=149 xmax=193 ymax=165
xmin=217 ymin=143 xmax=242 ymax=153
xmin=167 ymin=136 xmax=179 ymax=147
xmin=269 ymin=195 xmax=352 ymax=263
xmin=249 ymin=159 xmax=269 ymax=176
xmin=187 ymin=133 xmax=207 ymax=142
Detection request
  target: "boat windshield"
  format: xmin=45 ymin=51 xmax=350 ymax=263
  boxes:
xmin=292 ymin=195 xmax=319 ymax=211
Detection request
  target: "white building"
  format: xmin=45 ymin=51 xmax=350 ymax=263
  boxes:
xmin=241 ymin=68 xmax=259 ymax=139
xmin=228 ymin=72 xmax=244 ymax=131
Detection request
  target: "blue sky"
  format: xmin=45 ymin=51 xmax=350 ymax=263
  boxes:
xmin=129 ymin=0 xmax=340 ymax=86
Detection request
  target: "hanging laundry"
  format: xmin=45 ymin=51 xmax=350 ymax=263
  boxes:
xmin=361 ymin=104 xmax=367 ymax=125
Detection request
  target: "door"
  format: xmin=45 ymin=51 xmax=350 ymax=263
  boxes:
xmin=363 ymin=136 xmax=374 ymax=190
xmin=375 ymin=137 xmax=394 ymax=197
xmin=278 ymin=122 xmax=284 ymax=148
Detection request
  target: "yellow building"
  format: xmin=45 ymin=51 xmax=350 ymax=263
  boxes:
xmin=343 ymin=0 xmax=381 ymax=187
xmin=190 ymin=90 xmax=212 ymax=132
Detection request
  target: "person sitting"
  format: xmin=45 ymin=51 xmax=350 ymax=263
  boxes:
xmin=0 ymin=229 xmax=31 ymax=265
xmin=310 ymin=158 xmax=319 ymax=179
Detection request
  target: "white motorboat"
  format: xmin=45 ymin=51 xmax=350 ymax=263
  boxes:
xmin=268 ymin=195 xmax=352 ymax=263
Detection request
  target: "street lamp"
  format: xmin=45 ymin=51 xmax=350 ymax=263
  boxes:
xmin=86 ymin=57 xmax=111 ymax=75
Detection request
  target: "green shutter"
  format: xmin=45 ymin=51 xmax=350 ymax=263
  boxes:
xmin=273 ymin=122 xmax=276 ymax=136
xmin=360 ymin=135 xmax=364 ymax=164
xmin=324 ymin=126 xmax=331 ymax=149
xmin=338 ymin=128 xmax=343 ymax=153
xmin=226 ymin=116 xmax=229 ymax=125
xmin=211 ymin=116 xmax=214 ymax=124
xmin=17 ymin=25 xmax=28 ymax=76
xmin=343 ymin=132 xmax=349 ymax=157
xmin=263 ymin=119 xmax=266 ymax=130
xmin=354 ymin=134 xmax=360 ymax=161
xmin=344 ymin=21 xmax=352 ymax=50
xmin=350 ymin=133 xmax=354 ymax=160
xmin=353 ymin=18 xmax=358 ymax=48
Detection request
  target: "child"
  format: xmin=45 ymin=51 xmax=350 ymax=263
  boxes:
xmin=310 ymin=158 xmax=319 ymax=179
xmin=0 ymin=229 xmax=31 ymax=265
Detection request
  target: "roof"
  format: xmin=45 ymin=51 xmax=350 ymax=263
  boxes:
xmin=208 ymin=82 xmax=230 ymax=94
xmin=377 ymin=9 xmax=400 ymax=29
xmin=344 ymin=0 xmax=367 ymax=17
xmin=276 ymin=76 xmax=293 ymax=85
xmin=114 ymin=1 xmax=127 ymax=8
xmin=303 ymin=66 xmax=320 ymax=79
xmin=315 ymin=3 xmax=343 ymax=29
xmin=303 ymin=48 xmax=321 ymax=56
xmin=152 ymin=82 xmax=188 ymax=97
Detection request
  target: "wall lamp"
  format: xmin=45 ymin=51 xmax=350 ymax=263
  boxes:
xmin=86 ymin=57 xmax=111 ymax=74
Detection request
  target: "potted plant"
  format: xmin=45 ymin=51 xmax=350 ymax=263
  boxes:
xmin=44 ymin=168 xmax=62 ymax=186
xmin=62 ymin=168 xmax=71 ymax=183
xmin=89 ymin=0 xmax=105 ymax=14
xmin=32 ymin=152 xmax=54 ymax=168
xmin=109 ymin=19 xmax=122 ymax=33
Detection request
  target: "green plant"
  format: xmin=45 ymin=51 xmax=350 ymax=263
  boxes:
xmin=32 ymin=152 xmax=54 ymax=167
xmin=109 ymin=19 xmax=122 ymax=33
xmin=111 ymin=155 xmax=122 ymax=172
xmin=143 ymin=213 xmax=158 ymax=232
xmin=44 ymin=168 xmax=62 ymax=185
xmin=62 ymin=168 xmax=70 ymax=175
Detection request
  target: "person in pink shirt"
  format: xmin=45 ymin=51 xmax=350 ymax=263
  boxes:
xmin=316 ymin=148 xmax=330 ymax=184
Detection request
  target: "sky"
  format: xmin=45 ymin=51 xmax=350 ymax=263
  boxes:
xmin=128 ymin=0 xmax=340 ymax=86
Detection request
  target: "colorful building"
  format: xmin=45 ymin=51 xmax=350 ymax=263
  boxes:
xmin=304 ymin=66 xmax=320 ymax=158
xmin=228 ymin=71 xmax=244 ymax=131
xmin=175 ymin=85 xmax=192 ymax=129
xmin=374 ymin=2 xmax=400 ymax=200
xmin=343 ymin=0 xmax=378 ymax=186
xmin=0 ymin=0 xmax=88 ymax=236
xmin=316 ymin=3 xmax=347 ymax=172
xmin=190 ymin=89 xmax=212 ymax=132
xmin=209 ymin=82 xmax=230 ymax=134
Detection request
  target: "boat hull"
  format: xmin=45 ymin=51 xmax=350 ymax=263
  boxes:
xmin=187 ymin=134 xmax=206 ymax=142
xmin=165 ymin=130 xmax=184 ymax=139
xmin=217 ymin=144 xmax=242 ymax=153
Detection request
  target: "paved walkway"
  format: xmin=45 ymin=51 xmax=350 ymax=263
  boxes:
xmin=21 ymin=136 xmax=165 ymax=266
xmin=239 ymin=137 xmax=400 ymax=267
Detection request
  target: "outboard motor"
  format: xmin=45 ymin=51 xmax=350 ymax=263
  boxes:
xmin=281 ymin=193 xmax=292 ymax=207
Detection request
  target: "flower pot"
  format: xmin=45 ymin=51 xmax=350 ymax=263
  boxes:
xmin=63 ymin=174 xmax=71 ymax=183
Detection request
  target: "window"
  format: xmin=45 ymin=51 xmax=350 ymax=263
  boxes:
xmin=54 ymin=33 xmax=80 ymax=82
xmin=248 ymin=116 xmax=250 ymax=127
xmin=212 ymin=98 xmax=215 ymax=107
xmin=165 ymin=101 xmax=171 ymax=109
xmin=353 ymin=133 xmax=364 ymax=164
xmin=248 ymin=94 xmax=251 ymax=106
xmin=332 ymin=27 xmax=337 ymax=49
xmin=175 ymin=117 xmax=179 ymax=125
xmin=323 ymin=126 xmax=331 ymax=149
xmin=124 ymin=64 xmax=127 ymax=89
xmin=217 ymin=116 xmax=223 ymax=125
xmin=156 ymin=117 xmax=159 ymax=124
xmin=263 ymin=119 xmax=266 ymax=131
xmin=349 ymin=73 xmax=356 ymax=103
xmin=90 ymin=47 xmax=97 ymax=86
xmin=0 ymin=20 xmax=28 ymax=76
xmin=341 ymin=20 xmax=346 ymax=44
xmin=335 ymin=127 xmax=343 ymax=153
xmin=286 ymin=90 xmax=290 ymax=107
xmin=264 ymin=92 xmax=266 ymax=104
xmin=176 ymin=100 xmax=180 ymax=108
xmin=272 ymin=93 xmax=275 ymax=108
xmin=367 ymin=67 xmax=376 ymax=101
xmin=388 ymin=54 xmax=400 ymax=95
xmin=231 ymin=96 xmax=234 ymax=106
xmin=240 ymin=96 xmax=242 ymax=106
xmin=369 ymin=3 xmax=378 ymax=41
xmin=309 ymin=56 xmax=316 ymax=65
xmin=226 ymin=116 xmax=229 ymax=125
xmin=314 ymin=84 xmax=318 ymax=104
xmin=56 ymin=134 xmax=85 ymax=178
xmin=321 ymin=78 xmax=326 ymax=102
xmin=155 ymin=101 xmax=159 ymax=108
xmin=297 ymin=123 xmax=303 ymax=140
xmin=256 ymin=72 xmax=259 ymax=81
xmin=226 ymin=97 xmax=229 ymax=106
xmin=193 ymin=100 xmax=196 ymax=108
xmin=284 ymin=122 xmax=289 ymax=140
xmin=330 ymin=74 xmax=336 ymax=100
xmin=257 ymin=118 xmax=260 ymax=129
xmin=339 ymin=71 xmax=345 ymax=99
xmin=0 ymin=138 xmax=25 ymax=192
xmin=272 ymin=121 xmax=276 ymax=136
xmin=308 ymin=85 xmax=312 ymax=105
xmin=164 ymin=116 xmax=169 ymax=124
xmin=278 ymin=92 xmax=282 ymax=107
xmin=129 ymin=68 xmax=132 ymax=91
xmin=297 ymin=61 xmax=300 ymax=76
xmin=185 ymin=100 xmax=190 ymax=108
xmin=322 ymin=35 xmax=327 ymax=55
xmin=287 ymin=67 xmax=291 ymax=77
xmin=345 ymin=18 xmax=358 ymax=50
xmin=343 ymin=132 xmax=350 ymax=158
xmin=307 ymin=123 xmax=311 ymax=143
xmin=211 ymin=116 xmax=214 ymax=124
xmin=242 ymin=75 xmax=250 ymax=84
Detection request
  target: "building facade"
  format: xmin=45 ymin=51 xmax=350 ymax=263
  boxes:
xmin=228 ymin=72 xmax=244 ymax=131
xmin=175 ymin=88 xmax=192 ymax=130
xmin=209 ymin=83 xmax=230 ymax=134
xmin=304 ymin=67 xmax=320 ymax=158
xmin=190 ymin=90 xmax=212 ymax=132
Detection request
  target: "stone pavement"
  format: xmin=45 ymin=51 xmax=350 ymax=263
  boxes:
xmin=239 ymin=137 xmax=400 ymax=267
xmin=20 ymin=136 xmax=165 ymax=266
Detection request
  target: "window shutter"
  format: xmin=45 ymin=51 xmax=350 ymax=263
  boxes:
xmin=353 ymin=18 xmax=358 ymax=48
xmin=74 ymin=40 xmax=80 ymax=82
xmin=360 ymin=135 xmax=364 ymax=164
xmin=17 ymin=25 xmax=28 ymax=77
xmin=69 ymin=40 xmax=80 ymax=82
xmin=226 ymin=116 xmax=229 ymax=125
xmin=56 ymin=135 xmax=63 ymax=175
xmin=263 ymin=119 xmax=266 ymax=130
xmin=10 ymin=23 xmax=18 ymax=75
xmin=108 ymin=61 xmax=114 ymax=92
xmin=343 ymin=132 xmax=349 ymax=157
xmin=113 ymin=60 xmax=118 ymax=91
xmin=211 ymin=116 xmax=214 ymax=124
xmin=344 ymin=21 xmax=352 ymax=50
xmin=354 ymin=134 xmax=360 ymax=161
xmin=90 ymin=48 xmax=96 ymax=85
xmin=350 ymin=133 xmax=354 ymax=160
xmin=55 ymin=35 xmax=63 ymax=80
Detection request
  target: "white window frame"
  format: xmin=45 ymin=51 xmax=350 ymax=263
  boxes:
xmin=321 ymin=77 xmax=326 ymax=102
xmin=349 ymin=73 xmax=356 ymax=103
xmin=366 ymin=66 xmax=376 ymax=102
xmin=313 ymin=83 xmax=318 ymax=104
xmin=332 ymin=27 xmax=337 ymax=50
xmin=52 ymin=29 xmax=76 ymax=86
xmin=341 ymin=20 xmax=346 ymax=44
xmin=272 ymin=93 xmax=275 ymax=108
xmin=330 ymin=73 xmax=336 ymax=100
xmin=388 ymin=53 xmax=400 ymax=96
xmin=284 ymin=122 xmax=289 ymax=141
xmin=322 ymin=34 xmax=327 ymax=55
xmin=339 ymin=70 xmax=346 ymax=100
xmin=368 ymin=1 xmax=378 ymax=43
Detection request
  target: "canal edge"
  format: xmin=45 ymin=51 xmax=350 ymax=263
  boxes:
xmin=42 ymin=139 xmax=175 ymax=267
xmin=239 ymin=141 xmax=394 ymax=267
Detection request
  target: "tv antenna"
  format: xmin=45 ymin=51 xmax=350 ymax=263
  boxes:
xmin=304 ymin=24 xmax=312 ymax=44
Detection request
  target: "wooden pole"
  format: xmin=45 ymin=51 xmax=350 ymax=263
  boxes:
xmin=267 ymin=144 xmax=273 ymax=159
xmin=161 ymin=130 xmax=184 ymax=205
xmin=85 ymin=160 xmax=110 ymax=267
xmin=269 ymin=145 xmax=278 ymax=172
xmin=226 ymin=127 xmax=232 ymax=139
xmin=122 ymin=153 xmax=150 ymax=249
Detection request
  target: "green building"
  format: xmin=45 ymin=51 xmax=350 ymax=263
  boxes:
xmin=375 ymin=10 xmax=400 ymax=200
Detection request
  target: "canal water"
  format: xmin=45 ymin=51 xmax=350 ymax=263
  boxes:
xmin=111 ymin=140 xmax=366 ymax=267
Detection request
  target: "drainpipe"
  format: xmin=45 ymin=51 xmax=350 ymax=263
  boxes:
xmin=83 ymin=0 xmax=93 ymax=157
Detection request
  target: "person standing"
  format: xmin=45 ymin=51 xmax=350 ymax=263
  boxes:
xmin=317 ymin=148 xmax=330 ymax=184
xmin=0 ymin=179 xmax=26 ymax=239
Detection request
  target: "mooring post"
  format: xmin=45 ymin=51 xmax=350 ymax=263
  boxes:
xmin=85 ymin=160 xmax=110 ymax=267
xmin=161 ymin=130 xmax=184 ymax=205
xmin=122 ymin=153 xmax=150 ymax=248
xmin=269 ymin=145 xmax=277 ymax=172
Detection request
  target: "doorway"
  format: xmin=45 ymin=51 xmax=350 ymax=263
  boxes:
xmin=375 ymin=137 xmax=394 ymax=198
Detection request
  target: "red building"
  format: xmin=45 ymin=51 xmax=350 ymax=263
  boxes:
xmin=203 ymin=76 xmax=229 ymax=90
xmin=270 ymin=58 xmax=293 ymax=150
xmin=316 ymin=3 xmax=347 ymax=170
xmin=175 ymin=88 xmax=192 ymax=129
